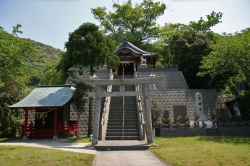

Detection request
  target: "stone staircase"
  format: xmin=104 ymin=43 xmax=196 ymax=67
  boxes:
xmin=206 ymin=128 xmax=220 ymax=136
xmin=105 ymin=75 xmax=140 ymax=140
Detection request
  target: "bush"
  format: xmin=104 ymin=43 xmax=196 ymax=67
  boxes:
xmin=0 ymin=95 xmax=23 ymax=138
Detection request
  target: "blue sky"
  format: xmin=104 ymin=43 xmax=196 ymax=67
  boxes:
xmin=1 ymin=0 xmax=250 ymax=50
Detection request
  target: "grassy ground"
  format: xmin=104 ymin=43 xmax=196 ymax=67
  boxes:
xmin=0 ymin=146 xmax=94 ymax=166
xmin=150 ymin=136 xmax=250 ymax=166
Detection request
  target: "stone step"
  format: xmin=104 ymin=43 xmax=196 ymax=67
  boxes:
xmin=106 ymin=132 xmax=140 ymax=137
xmin=105 ymin=136 xmax=140 ymax=140
xmin=206 ymin=128 xmax=220 ymax=136
xmin=106 ymin=129 xmax=139 ymax=133
xmin=94 ymin=141 xmax=149 ymax=151
xmin=107 ymin=122 xmax=138 ymax=126
xmin=108 ymin=118 xmax=138 ymax=122
xmin=107 ymin=126 xmax=139 ymax=130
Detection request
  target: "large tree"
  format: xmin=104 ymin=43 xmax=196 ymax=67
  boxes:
xmin=0 ymin=24 xmax=36 ymax=94
xmin=0 ymin=24 xmax=36 ymax=137
xmin=61 ymin=22 xmax=115 ymax=77
xmin=60 ymin=22 xmax=115 ymax=137
xmin=155 ymin=11 xmax=223 ymax=88
xmin=198 ymin=28 xmax=250 ymax=93
xmin=91 ymin=0 xmax=166 ymax=47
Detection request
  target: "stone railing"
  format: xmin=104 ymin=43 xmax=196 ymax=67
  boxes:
xmin=218 ymin=121 xmax=250 ymax=127
xmin=160 ymin=120 xmax=217 ymax=129
xmin=99 ymin=73 xmax=113 ymax=140
xmin=135 ymin=84 xmax=145 ymax=140
xmin=134 ymin=72 xmax=145 ymax=140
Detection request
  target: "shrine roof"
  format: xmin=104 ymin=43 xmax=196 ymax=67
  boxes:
xmin=9 ymin=85 xmax=75 ymax=108
xmin=113 ymin=39 xmax=157 ymax=57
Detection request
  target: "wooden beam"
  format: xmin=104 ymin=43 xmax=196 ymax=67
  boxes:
xmin=80 ymin=76 xmax=164 ymax=86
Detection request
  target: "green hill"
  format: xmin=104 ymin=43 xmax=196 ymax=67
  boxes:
xmin=22 ymin=38 xmax=64 ymax=85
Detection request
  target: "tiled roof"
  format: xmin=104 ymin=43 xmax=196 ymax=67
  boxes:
xmin=113 ymin=39 xmax=157 ymax=57
xmin=9 ymin=85 xmax=75 ymax=108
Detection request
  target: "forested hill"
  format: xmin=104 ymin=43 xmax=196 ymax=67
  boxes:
xmin=22 ymin=38 xmax=64 ymax=85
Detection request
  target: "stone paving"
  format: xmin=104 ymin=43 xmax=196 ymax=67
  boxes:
xmin=0 ymin=139 xmax=170 ymax=166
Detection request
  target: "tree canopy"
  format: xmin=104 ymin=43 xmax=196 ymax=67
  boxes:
xmin=60 ymin=22 xmax=115 ymax=78
xmin=198 ymin=28 xmax=250 ymax=93
xmin=0 ymin=24 xmax=36 ymax=137
xmin=91 ymin=0 xmax=166 ymax=47
xmin=154 ymin=11 xmax=223 ymax=88
xmin=0 ymin=24 xmax=36 ymax=94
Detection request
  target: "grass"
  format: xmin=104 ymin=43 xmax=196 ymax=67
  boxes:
xmin=0 ymin=146 xmax=94 ymax=166
xmin=150 ymin=136 xmax=250 ymax=166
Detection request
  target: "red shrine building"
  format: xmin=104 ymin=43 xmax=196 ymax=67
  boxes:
xmin=9 ymin=85 xmax=77 ymax=140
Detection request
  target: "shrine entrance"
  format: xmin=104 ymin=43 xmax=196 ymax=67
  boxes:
xmin=117 ymin=62 xmax=135 ymax=75
xmin=82 ymin=76 xmax=164 ymax=145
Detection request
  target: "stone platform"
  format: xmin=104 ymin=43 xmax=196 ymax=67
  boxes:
xmin=94 ymin=140 xmax=150 ymax=151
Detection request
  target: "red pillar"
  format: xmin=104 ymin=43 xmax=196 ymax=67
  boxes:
xmin=22 ymin=108 xmax=28 ymax=140
xmin=53 ymin=108 xmax=58 ymax=139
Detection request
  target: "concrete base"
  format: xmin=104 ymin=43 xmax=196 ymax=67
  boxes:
xmin=94 ymin=140 xmax=150 ymax=151
xmin=160 ymin=128 xmax=206 ymax=137
xmin=139 ymin=64 xmax=147 ymax=68
xmin=52 ymin=135 xmax=58 ymax=140
xmin=22 ymin=135 xmax=28 ymax=141
xmin=219 ymin=127 xmax=250 ymax=136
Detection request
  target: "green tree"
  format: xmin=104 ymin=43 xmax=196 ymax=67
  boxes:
xmin=0 ymin=24 xmax=36 ymax=137
xmin=0 ymin=24 xmax=36 ymax=93
xmin=189 ymin=11 xmax=223 ymax=34
xmin=91 ymin=0 xmax=166 ymax=47
xmin=106 ymin=55 xmax=120 ymax=69
xmin=198 ymin=28 xmax=250 ymax=93
xmin=68 ymin=65 xmax=92 ymax=138
xmin=61 ymin=22 xmax=115 ymax=76
xmin=40 ymin=60 xmax=64 ymax=85
xmin=0 ymin=94 xmax=24 ymax=137
xmin=156 ymin=12 xmax=222 ymax=88
xmin=150 ymin=96 xmax=163 ymax=128
xmin=61 ymin=22 xmax=115 ymax=137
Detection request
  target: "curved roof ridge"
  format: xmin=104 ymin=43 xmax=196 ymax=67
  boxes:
xmin=114 ymin=39 xmax=157 ymax=57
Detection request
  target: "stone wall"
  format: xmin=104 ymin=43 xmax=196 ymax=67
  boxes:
xmin=70 ymin=67 xmax=227 ymax=135
xmin=137 ymin=69 xmax=226 ymax=123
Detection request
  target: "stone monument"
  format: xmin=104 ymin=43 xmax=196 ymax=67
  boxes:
xmin=195 ymin=92 xmax=208 ymax=121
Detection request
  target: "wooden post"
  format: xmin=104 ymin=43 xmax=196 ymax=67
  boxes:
xmin=53 ymin=108 xmax=58 ymax=140
xmin=22 ymin=109 xmax=28 ymax=140
xmin=92 ymin=85 xmax=102 ymax=145
xmin=142 ymin=84 xmax=153 ymax=144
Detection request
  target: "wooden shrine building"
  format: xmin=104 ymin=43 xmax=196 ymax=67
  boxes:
xmin=113 ymin=39 xmax=158 ymax=75
xmin=9 ymin=85 xmax=77 ymax=140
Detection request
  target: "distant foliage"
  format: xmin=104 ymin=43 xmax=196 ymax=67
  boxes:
xmin=23 ymin=39 xmax=64 ymax=85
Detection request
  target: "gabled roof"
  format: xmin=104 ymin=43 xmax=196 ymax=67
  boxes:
xmin=9 ymin=85 xmax=75 ymax=108
xmin=113 ymin=39 xmax=157 ymax=57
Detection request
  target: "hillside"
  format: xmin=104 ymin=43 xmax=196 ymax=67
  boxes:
xmin=23 ymin=38 xmax=64 ymax=85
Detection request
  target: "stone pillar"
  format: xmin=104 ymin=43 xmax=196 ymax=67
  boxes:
xmin=92 ymin=85 xmax=103 ymax=145
xmin=195 ymin=92 xmax=207 ymax=121
xmin=142 ymin=84 xmax=153 ymax=144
